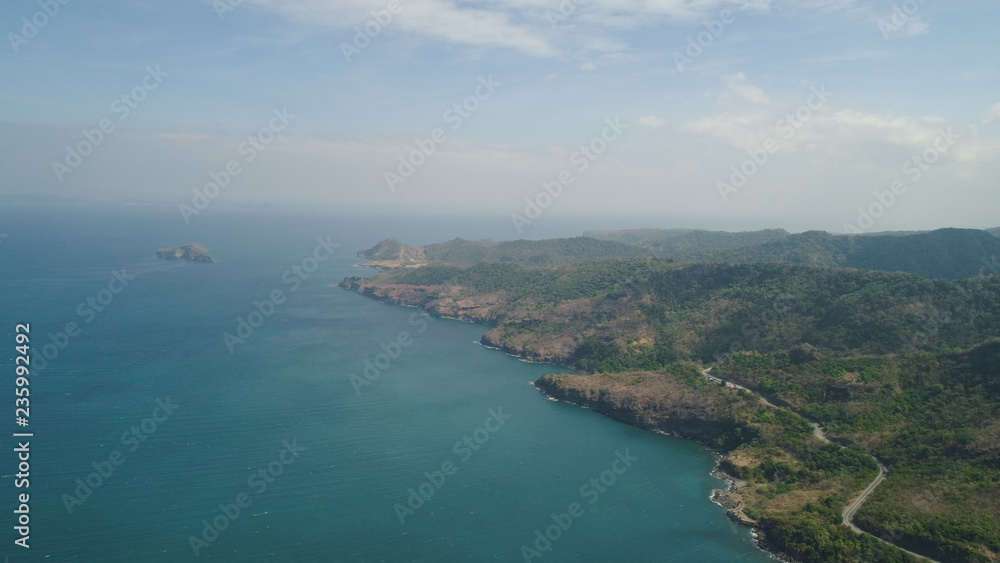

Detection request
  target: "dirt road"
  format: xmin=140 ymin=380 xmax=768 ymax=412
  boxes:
xmin=703 ymin=366 xmax=939 ymax=562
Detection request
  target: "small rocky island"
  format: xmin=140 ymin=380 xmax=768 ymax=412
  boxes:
xmin=156 ymin=244 xmax=215 ymax=263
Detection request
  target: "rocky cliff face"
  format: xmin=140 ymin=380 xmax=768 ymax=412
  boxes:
xmin=533 ymin=372 xmax=742 ymax=445
xmin=339 ymin=277 xmax=500 ymax=323
xmin=533 ymin=371 xmax=766 ymax=530
xmin=339 ymin=276 xmax=583 ymax=365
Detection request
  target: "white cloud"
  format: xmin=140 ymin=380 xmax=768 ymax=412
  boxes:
xmin=683 ymin=74 xmax=1000 ymax=171
xmin=244 ymin=0 xmax=558 ymax=56
xmin=234 ymin=0 xmax=904 ymax=58
xmin=722 ymin=72 xmax=770 ymax=105
xmin=902 ymin=15 xmax=929 ymax=36
xmin=637 ymin=115 xmax=666 ymax=128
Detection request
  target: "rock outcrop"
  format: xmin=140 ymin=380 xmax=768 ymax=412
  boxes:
xmin=156 ymin=244 xmax=214 ymax=263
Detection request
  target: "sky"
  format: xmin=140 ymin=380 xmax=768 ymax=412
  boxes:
xmin=1 ymin=0 xmax=998 ymax=233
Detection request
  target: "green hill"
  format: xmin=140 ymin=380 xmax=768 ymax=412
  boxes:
xmin=358 ymin=236 xmax=651 ymax=269
xmin=715 ymin=342 xmax=1000 ymax=562
xmin=708 ymin=228 xmax=1000 ymax=280
xmin=344 ymin=259 xmax=1000 ymax=367
xmin=342 ymin=247 xmax=1000 ymax=562
xmin=584 ymin=228 xmax=790 ymax=258
xmin=586 ymin=228 xmax=1000 ymax=280
xmin=362 ymin=228 xmax=1000 ymax=280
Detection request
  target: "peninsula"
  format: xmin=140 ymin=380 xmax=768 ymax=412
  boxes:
xmin=340 ymin=228 xmax=1000 ymax=563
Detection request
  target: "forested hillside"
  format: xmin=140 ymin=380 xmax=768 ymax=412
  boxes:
xmin=707 ymin=229 xmax=1000 ymax=279
xmin=584 ymin=228 xmax=790 ymax=258
xmin=342 ymin=239 xmax=1000 ymax=563
xmin=362 ymin=228 xmax=1000 ymax=280
xmin=358 ymin=236 xmax=649 ymax=269
xmin=715 ymin=343 xmax=1000 ymax=562
xmin=349 ymin=259 xmax=1000 ymax=369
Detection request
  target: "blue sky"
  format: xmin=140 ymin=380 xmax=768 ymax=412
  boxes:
xmin=1 ymin=0 xmax=998 ymax=232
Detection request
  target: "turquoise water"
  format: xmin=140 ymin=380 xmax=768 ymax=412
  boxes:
xmin=0 ymin=206 xmax=772 ymax=562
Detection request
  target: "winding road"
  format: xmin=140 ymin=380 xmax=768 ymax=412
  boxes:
xmin=702 ymin=367 xmax=939 ymax=562
xmin=843 ymin=461 xmax=887 ymax=533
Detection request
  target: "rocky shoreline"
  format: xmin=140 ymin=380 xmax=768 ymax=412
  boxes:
xmin=709 ymin=467 xmax=757 ymax=527
xmin=533 ymin=375 xmax=762 ymax=520
xmin=530 ymin=376 xmax=788 ymax=561
xmin=339 ymin=278 xmax=787 ymax=560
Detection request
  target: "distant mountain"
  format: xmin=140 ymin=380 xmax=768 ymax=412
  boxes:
xmin=584 ymin=228 xmax=790 ymax=259
xmin=710 ymin=228 xmax=1000 ymax=279
xmin=987 ymin=227 xmax=1000 ymax=238
xmin=358 ymin=236 xmax=651 ymax=269
xmin=362 ymin=228 xmax=1000 ymax=280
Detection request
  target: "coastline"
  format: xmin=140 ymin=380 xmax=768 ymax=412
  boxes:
xmin=529 ymin=377 xmax=786 ymax=561
xmin=340 ymin=278 xmax=789 ymax=561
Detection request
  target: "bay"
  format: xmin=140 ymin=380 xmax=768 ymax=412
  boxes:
xmin=0 ymin=205 xmax=773 ymax=562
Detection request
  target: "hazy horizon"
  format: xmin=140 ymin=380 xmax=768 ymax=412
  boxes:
xmin=2 ymin=1 xmax=999 ymax=236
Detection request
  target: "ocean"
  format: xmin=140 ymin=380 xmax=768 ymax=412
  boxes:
xmin=0 ymin=205 xmax=773 ymax=562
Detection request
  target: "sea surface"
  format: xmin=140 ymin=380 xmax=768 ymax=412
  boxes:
xmin=0 ymin=205 xmax=773 ymax=562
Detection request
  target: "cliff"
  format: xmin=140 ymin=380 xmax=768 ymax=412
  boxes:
xmin=533 ymin=369 xmax=768 ymax=530
xmin=534 ymin=370 xmax=749 ymax=445
xmin=339 ymin=275 xmax=592 ymax=365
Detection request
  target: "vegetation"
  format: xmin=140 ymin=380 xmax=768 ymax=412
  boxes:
xmin=344 ymin=232 xmax=1000 ymax=562
xmin=358 ymin=236 xmax=650 ymax=268
xmin=589 ymin=227 xmax=1000 ymax=280
xmin=707 ymin=228 xmax=1000 ymax=280
xmin=584 ymin=227 xmax=790 ymax=258
xmin=361 ymin=227 xmax=1000 ymax=279
xmin=369 ymin=259 xmax=1000 ymax=369
xmin=715 ymin=343 xmax=1000 ymax=562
